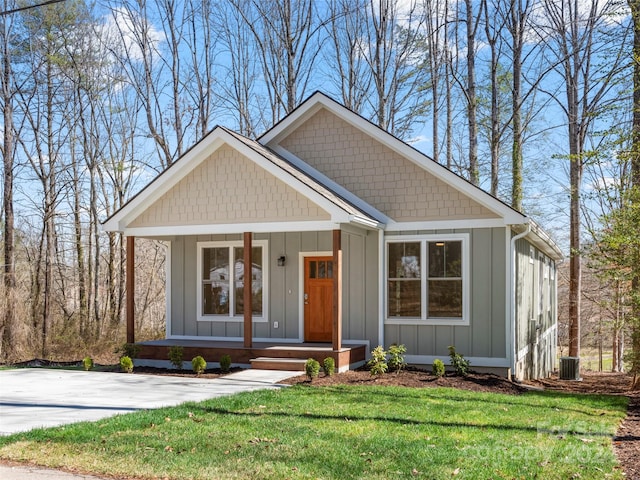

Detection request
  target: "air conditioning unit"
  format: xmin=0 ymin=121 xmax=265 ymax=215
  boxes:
xmin=559 ymin=356 xmax=581 ymax=380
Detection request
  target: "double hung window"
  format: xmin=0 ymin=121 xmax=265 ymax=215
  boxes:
xmin=386 ymin=235 xmax=468 ymax=325
xmin=197 ymin=241 xmax=267 ymax=321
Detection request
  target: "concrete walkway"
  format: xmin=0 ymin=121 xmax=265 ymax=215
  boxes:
xmin=0 ymin=368 xmax=299 ymax=479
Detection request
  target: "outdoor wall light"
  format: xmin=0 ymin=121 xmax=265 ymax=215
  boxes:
xmin=277 ymin=255 xmax=286 ymax=267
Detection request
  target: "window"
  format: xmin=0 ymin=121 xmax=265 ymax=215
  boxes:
xmin=388 ymin=242 xmax=421 ymax=317
xmin=197 ymin=241 xmax=267 ymax=321
xmin=428 ymin=241 xmax=463 ymax=318
xmin=386 ymin=235 xmax=468 ymax=325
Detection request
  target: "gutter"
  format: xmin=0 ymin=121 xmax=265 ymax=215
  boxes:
xmin=510 ymin=222 xmax=531 ymax=377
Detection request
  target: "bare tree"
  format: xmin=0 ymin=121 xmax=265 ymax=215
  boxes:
xmin=230 ymin=0 xmax=322 ymax=125
xmin=105 ymin=0 xmax=174 ymax=168
xmin=184 ymin=0 xmax=218 ymax=140
xmin=216 ymin=0 xmax=263 ymax=137
xmin=537 ymin=0 xmax=630 ymax=359
xmin=362 ymin=0 xmax=428 ymax=137
xmin=461 ymin=0 xmax=482 ymax=184
xmin=325 ymin=0 xmax=372 ymax=115
xmin=1 ymin=0 xmax=17 ymax=361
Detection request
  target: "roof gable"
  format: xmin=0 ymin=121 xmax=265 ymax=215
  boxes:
xmin=271 ymin=106 xmax=499 ymax=222
xmin=260 ymin=92 xmax=526 ymax=225
xmin=128 ymin=144 xmax=331 ymax=228
xmin=102 ymin=126 xmax=379 ymax=233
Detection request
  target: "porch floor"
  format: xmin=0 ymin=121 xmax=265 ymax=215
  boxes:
xmin=135 ymin=339 xmax=367 ymax=372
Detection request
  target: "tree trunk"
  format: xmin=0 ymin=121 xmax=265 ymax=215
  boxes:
xmin=629 ymin=0 xmax=640 ymax=389
xmin=465 ymin=0 xmax=479 ymax=185
xmin=510 ymin=0 xmax=524 ymax=210
xmin=1 ymin=13 xmax=16 ymax=362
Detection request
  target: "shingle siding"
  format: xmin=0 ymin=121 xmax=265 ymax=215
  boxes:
xmin=277 ymin=108 xmax=498 ymax=222
xmin=130 ymin=144 xmax=331 ymax=227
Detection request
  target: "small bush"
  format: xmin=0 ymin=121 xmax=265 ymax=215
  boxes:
xmin=82 ymin=356 xmax=94 ymax=371
xmin=387 ymin=344 xmax=407 ymax=373
xmin=119 ymin=356 xmax=134 ymax=373
xmin=322 ymin=357 xmax=335 ymax=376
xmin=116 ymin=343 xmax=140 ymax=359
xmin=168 ymin=346 xmax=184 ymax=370
xmin=305 ymin=358 xmax=320 ymax=380
xmin=192 ymin=356 xmax=207 ymax=375
xmin=368 ymin=345 xmax=388 ymax=376
xmin=432 ymin=358 xmax=445 ymax=377
xmin=448 ymin=346 xmax=470 ymax=376
xmin=220 ymin=354 xmax=232 ymax=373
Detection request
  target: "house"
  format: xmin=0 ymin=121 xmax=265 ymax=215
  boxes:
xmin=102 ymin=92 xmax=563 ymax=380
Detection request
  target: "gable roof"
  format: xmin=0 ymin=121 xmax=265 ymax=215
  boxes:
xmin=102 ymin=126 xmax=382 ymax=235
xmin=260 ymin=91 xmax=562 ymax=260
xmin=102 ymin=91 xmax=562 ymax=260
xmin=260 ymin=91 xmax=527 ymax=225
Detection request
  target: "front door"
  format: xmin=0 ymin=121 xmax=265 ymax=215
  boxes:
xmin=304 ymin=256 xmax=334 ymax=342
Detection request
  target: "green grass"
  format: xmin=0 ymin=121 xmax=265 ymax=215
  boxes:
xmin=0 ymin=385 xmax=628 ymax=480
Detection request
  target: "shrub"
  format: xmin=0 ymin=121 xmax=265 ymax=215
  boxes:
xmin=322 ymin=357 xmax=335 ymax=376
xmin=116 ymin=343 xmax=140 ymax=359
xmin=305 ymin=358 xmax=320 ymax=380
xmin=432 ymin=358 xmax=445 ymax=377
xmin=119 ymin=356 xmax=134 ymax=373
xmin=192 ymin=356 xmax=207 ymax=375
xmin=387 ymin=344 xmax=407 ymax=373
xmin=368 ymin=345 xmax=388 ymax=376
xmin=82 ymin=356 xmax=94 ymax=371
xmin=168 ymin=346 xmax=184 ymax=370
xmin=448 ymin=346 xmax=470 ymax=376
xmin=220 ymin=354 xmax=232 ymax=373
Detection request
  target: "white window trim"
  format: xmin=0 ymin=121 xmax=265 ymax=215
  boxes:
xmin=196 ymin=240 xmax=269 ymax=323
xmin=384 ymin=234 xmax=470 ymax=326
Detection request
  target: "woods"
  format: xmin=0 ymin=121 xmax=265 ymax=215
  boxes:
xmin=0 ymin=0 xmax=636 ymax=368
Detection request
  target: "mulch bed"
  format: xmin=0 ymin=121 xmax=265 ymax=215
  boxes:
xmin=281 ymin=366 xmax=529 ymax=395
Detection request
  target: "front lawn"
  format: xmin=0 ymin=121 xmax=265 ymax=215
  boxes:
xmin=0 ymin=385 xmax=627 ymax=479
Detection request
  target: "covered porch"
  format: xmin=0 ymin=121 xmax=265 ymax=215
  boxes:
xmin=125 ymin=229 xmax=370 ymax=372
xmin=134 ymin=339 xmax=368 ymax=372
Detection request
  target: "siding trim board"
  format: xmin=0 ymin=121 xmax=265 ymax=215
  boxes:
xmin=387 ymin=219 xmax=508 ymax=230
xmin=166 ymin=241 xmax=172 ymax=338
xmin=122 ymin=221 xmax=343 ymax=238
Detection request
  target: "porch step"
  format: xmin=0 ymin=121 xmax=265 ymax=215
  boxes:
xmin=250 ymin=357 xmax=308 ymax=371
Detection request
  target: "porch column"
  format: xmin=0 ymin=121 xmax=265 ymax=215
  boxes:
xmin=243 ymin=232 xmax=252 ymax=348
xmin=126 ymin=235 xmax=135 ymax=344
xmin=332 ymin=229 xmax=342 ymax=350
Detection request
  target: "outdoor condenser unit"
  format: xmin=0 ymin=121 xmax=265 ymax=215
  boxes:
xmin=559 ymin=356 xmax=581 ymax=381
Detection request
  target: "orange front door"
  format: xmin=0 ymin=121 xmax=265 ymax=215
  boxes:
xmin=304 ymin=256 xmax=334 ymax=342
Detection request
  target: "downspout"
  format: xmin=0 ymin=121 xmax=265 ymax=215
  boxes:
xmin=378 ymin=229 xmax=385 ymax=351
xmin=510 ymin=222 xmax=531 ymax=378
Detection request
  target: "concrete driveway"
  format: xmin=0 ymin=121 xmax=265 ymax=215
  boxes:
xmin=0 ymin=368 xmax=298 ymax=436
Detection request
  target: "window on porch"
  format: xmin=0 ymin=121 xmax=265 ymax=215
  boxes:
xmin=197 ymin=240 xmax=267 ymax=321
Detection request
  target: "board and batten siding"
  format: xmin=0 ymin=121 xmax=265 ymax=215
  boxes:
xmin=168 ymin=228 xmax=378 ymax=345
xmin=341 ymin=226 xmax=380 ymax=346
xmin=384 ymin=227 xmax=507 ymax=360
xmin=514 ymin=236 xmax=557 ymax=380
